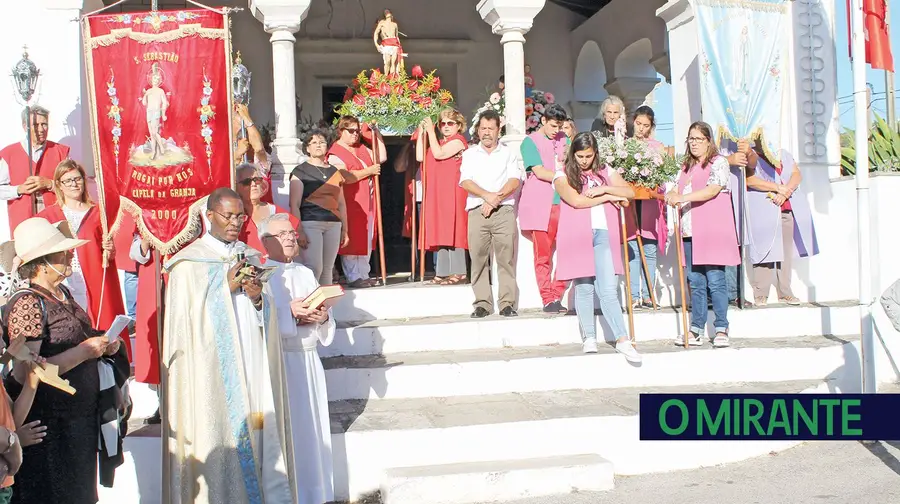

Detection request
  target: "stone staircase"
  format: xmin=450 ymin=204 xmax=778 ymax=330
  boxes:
xmin=101 ymin=283 xmax=876 ymax=504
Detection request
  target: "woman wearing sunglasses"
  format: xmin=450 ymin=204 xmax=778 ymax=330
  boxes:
xmin=415 ymin=108 xmax=469 ymax=285
xmin=235 ymin=163 xmax=299 ymax=262
xmin=326 ymin=116 xmax=385 ymax=288
xmin=37 ymin=160 xmax=129 ymax=357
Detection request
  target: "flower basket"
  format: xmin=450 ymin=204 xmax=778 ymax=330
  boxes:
xmin=334 ymin=65 xmax=454 ymax=136
xmin=596 ymin=135 xmax=680 ymax=194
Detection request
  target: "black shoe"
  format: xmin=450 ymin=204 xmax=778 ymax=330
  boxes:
xmin=471 ymin=307 xmax=490 ymax=318
xmin=542 ymin=300 xmax=565 ymax=313
xmin=500 ymin=306 xmax=518 ymax=317
xmin=144 ymin=409 xmax=161 ymax=425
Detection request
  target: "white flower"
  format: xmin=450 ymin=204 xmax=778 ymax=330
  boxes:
xmin=634 ymin=153 xmax=643 ymax=162
xmin=490 ymin=92 xmax=501 ymax=104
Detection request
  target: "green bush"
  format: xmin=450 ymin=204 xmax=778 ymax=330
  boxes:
xmin=841 ymin=115 xmax=900 ymax=175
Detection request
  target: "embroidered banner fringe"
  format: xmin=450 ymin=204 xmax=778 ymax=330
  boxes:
xmin=89 ymin=25 xmax=225 ymax=48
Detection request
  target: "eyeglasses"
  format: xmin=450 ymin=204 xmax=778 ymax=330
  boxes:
xmin=343 ymin=128 xmax=360 ymax=135
xmin=58 ymin=176 xmax=84 ymax=187
xmin=687 ymin=137 xmax=708 ymax=144
xmin=211 ymin=210 xmax=248 ymax=224
xmin=238 ymin=177 xmax=265 ymax=186
xmin=263 ymin=230 xmax=298 ymax=241
xmin=439 ymin=121 xmax=457 ymax=127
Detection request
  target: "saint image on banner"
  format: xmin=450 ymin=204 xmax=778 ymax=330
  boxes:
xmin=131 ymin=62 xmax=193 ymax=168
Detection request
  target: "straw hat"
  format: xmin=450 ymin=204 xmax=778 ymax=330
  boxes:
xmin=0 ymin=218 xmax=89 ymax=273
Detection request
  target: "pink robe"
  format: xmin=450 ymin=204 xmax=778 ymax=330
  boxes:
xmin=518 ymin=131 xmax=567 ymax=232
xmin=676 ymin=158 xmax=741 ymax=267
xmin=556 ymin=169 xmax=625 ymax=281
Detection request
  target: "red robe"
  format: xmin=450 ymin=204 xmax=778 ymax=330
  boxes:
xmin=134 ymin=253 xmax=165 ymax=384
xmin=0 ymin=141 xmax=69 ymax=233
xmin=329 ymin=143 xmax=376 ymax=256
xmin=422 ymin=134 xmax=468 ymax=250
xmin=37 ymin=204 xmax=130 ymax=359
xmin=114 ymin=213 xmax=138 ymax=273
xmin=238 ymin=203 xmax=300 ymax=261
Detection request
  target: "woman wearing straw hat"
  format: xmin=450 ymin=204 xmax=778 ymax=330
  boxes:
xmin=1 ymin=217 xmax=123 ymax=504
xmin=37 ymin=160 xmax=127 ymax=358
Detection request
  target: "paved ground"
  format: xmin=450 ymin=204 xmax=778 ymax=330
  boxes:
xmin=479 ymin=440 xmax=900 ymax=504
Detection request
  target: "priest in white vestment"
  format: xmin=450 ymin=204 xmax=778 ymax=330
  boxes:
xmin=259 ymin=213 xmax=336 ymax=504
xmin=162 ymin=188 xmax=296 ymax=504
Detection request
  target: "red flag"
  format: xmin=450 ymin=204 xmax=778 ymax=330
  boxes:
xmin=864 ymin=0 xmax=893 ymax=71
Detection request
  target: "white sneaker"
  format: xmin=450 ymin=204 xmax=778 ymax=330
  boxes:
xmin=713 ymin=333 xmax=731 ymax=348
xmin=616 ymin=340 xmax=643 ymax=363
xmin=582 ymin=338 xmax=599 ymax=354
xmin=673 ymin=332 xmax=704 ymax=346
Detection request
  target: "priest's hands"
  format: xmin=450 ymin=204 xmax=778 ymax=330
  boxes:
xmin=242 ymin=279 xmax=263 ymax=305
xmin=290 ymin=299 xmax=329 ymax=325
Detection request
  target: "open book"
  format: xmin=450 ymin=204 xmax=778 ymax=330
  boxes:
xmin=303 ymin=284 xmax=345 ymax=311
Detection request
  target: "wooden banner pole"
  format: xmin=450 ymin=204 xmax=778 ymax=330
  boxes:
xmin=371 ymin=124 xmax=387 ymax=286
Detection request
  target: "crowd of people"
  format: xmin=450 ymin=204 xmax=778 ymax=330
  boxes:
xmin=0 ymin=84 xmax=819 ymax=503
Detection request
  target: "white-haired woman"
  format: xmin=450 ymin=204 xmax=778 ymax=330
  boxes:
xmin=593 ymin=96 xmax=627 ymax=138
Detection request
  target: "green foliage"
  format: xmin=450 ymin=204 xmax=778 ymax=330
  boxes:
xmin=840 ymin=115 xmax=900 ymax=175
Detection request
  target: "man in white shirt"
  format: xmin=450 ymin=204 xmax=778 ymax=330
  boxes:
xmin=459 ymin=110 xmax=522 ymax=318
xmin=260 ymin=213 xmax=336 ymax=504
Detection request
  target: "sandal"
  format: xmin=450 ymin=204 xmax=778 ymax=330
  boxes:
xmin=439 ymin=275 xmax=465 ymax=285
xmin=426 ymin=277 xmax=446 ymax=285
xmin=779 ymin=296 xmax=801 ymax=306
xmin=754 ymin=296 xmax=768 ymax=306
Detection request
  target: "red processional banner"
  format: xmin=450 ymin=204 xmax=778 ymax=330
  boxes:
xmin=82 ymin=9 xmax=234 ymax=254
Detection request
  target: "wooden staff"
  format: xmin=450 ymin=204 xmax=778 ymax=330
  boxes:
xmin=675 ymin=206 xmax=691 ymax=349
xmin=371 ymin=124 xmax=387 ymax=286
xmin=619 ymin=206 xmax=635 ymax=343
xmin=419 ymin=133 xmax=428 ymax=282
xmin=408 ymin=162 xmax=417 ymax=282
xmin=631 ymin=205 xmax=658 ymax=310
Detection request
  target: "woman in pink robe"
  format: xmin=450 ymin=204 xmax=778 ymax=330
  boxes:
xmin=554 ymin=133 xmax=641 ymax=363
xmin=665 ymin=122 xmax=740 ymax=348
xmin=626 ymin=106 xmax=668 ymax=310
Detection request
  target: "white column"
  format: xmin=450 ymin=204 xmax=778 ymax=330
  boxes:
xmin=250 ymin=0 xmax=310 ymax=207
xmin=657 ymin=0 xmax=700 ymax=151
xmin=478 ymin=0 xmax=546 ymax=147
xmin=268 ymin=27 xmax=301 ymax=166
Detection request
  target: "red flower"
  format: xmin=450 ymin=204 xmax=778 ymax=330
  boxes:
xmin=407 ymin=80 xmax=419 ymax=91
xmin=411 ymin=65 xmax=424 ymax=79
xmin=343 ymin=87 xmax=354 ymax=102
xmin=432 ymin=77 xmax=441 ymax=90
xmin=353 ymin=94 xmax=366 ymax=106
xmin=418 ymin=96 xmax=433 ymax=108
xmin=379 ymin=82 xmax=391 ymax=96
xmin=440 ymin=94 xmax=451 ymax=104
xmin=370 ymin=69 xmax=382 ymax=81
xmin=366 ymin=83 xmax=380 ymax=96
xmin=352 ymin=78 xmax=360 ymax=88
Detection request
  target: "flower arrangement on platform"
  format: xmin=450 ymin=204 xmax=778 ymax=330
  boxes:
xmin=469 ymin=90 xmax=507 ymax=137
xmin=525 ymin=89 xmax=556 ymax=134
xmin=335 ymin=65 xmax=454 ymax=135
xmin=596 ymin=135 xmax=680 ymax=193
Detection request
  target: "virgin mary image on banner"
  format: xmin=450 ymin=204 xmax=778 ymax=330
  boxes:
xmin=132 ymin=62 xmax=193 ymax=167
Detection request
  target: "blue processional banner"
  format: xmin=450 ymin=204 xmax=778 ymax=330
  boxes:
xmin=694 ymin=0 xmax=788 ymax=164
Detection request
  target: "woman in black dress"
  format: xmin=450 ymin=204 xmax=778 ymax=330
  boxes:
xmin=2 ymin=218 xmax=121 ymax=504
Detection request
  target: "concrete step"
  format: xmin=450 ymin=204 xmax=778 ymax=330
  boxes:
xmin=326 ymin=301 xmax=859 ymax=357
xmin=382 ymin=454 xmax=614 ymax=504
xmin=333 ymin=380 xmax=828 ymax=501
xmin=322 ymin=335 xmax=859 ymax=401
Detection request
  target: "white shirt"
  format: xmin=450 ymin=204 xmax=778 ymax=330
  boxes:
xmin=459 ymin=142 xmax=522 ymax=211
xmin=129 ymin=233 xmax=151 ymax=265
xmin=267 ymin=259 xmax=336 ymax=351
xmin=0 ymin=140 xmax=43 ymax=201
xmin=552 ymin=170 xmax=607 ymax=230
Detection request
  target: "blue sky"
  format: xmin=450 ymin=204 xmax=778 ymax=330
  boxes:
xmin=648 ymin=2 xmax=897 ymax=146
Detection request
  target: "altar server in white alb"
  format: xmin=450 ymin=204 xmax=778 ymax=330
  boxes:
xmin=259 ymin=213 xmax=336 ymax=504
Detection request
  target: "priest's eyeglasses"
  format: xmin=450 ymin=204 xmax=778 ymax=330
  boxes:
xmin=211 ymin=211 xmax=248 ymax=224
xmin=263 ymin=230 xmax=298 ymax=241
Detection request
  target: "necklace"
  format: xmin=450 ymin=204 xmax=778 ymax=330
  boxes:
xmin=308 ymin=160 xmax=329 ymax=180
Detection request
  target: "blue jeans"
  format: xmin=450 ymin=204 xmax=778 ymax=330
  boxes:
xmin=726 ymin=265 xmax=738 ymax=302
xmin=683 ymin=239 xmax=729 ymax=334
xmin=123 ymin=271 xmax=139 ymax=319
xmin=627 ymin=238 xmax=657 ymax=302
xmin=574 ymin=229 xmax=629 ymax=342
